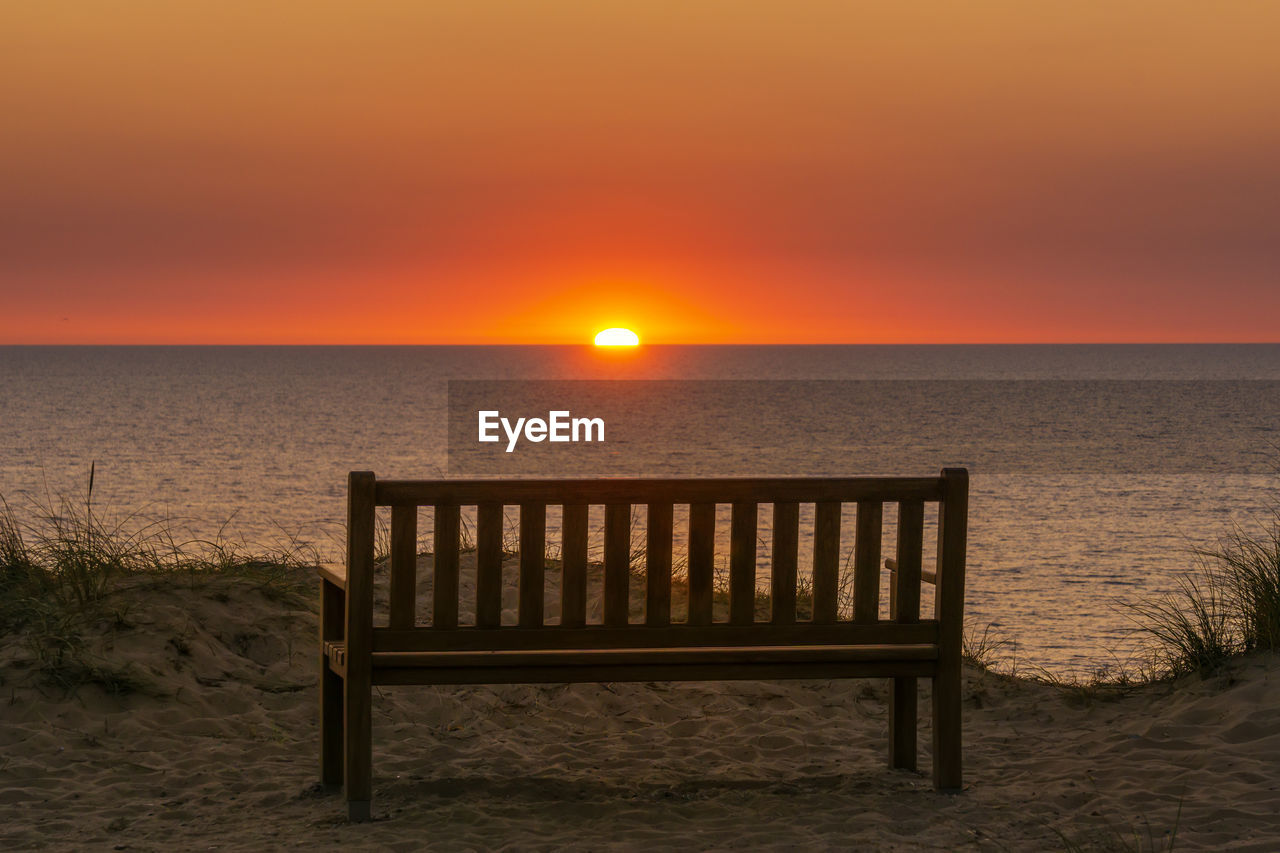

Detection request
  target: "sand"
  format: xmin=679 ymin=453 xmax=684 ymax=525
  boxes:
xmin=1 ymin=557 xmax=1278 ymax=851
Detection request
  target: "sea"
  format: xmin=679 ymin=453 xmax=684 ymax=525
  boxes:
xmin=3 ymin=344 xmax=1279 ymax=674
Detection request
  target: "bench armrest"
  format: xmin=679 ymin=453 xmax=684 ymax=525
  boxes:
xmin=317 ymin=563 xmax=347 ymax=590
xmin=883 ymin=557 xmax=936 ymax=585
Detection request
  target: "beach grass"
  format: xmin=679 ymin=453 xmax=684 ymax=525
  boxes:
xmin=932 ymin=503 xmax=1280 ymax=700
xmin=1125 ymin=510 xmax=1280 ymax=677
xmin=0 ymin=484 xmax=315 ymax=694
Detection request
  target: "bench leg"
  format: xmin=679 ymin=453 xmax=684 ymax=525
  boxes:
xmin=320 ymin=665 xmax=343 ymax=788
xmin=343 ymin=649 xmax=373 ymax=820
xmin=344 ymin=671 xmax=372 ymax=821
xmin=320 ymin=580 xmax=344 ymax=788
xmin=888 ymin=676 xmax=917 ymax=771
xmin=931 ymin=666 xmax=962 ymax=791
xmin=348 ymin=799 xmax=371 ymax=823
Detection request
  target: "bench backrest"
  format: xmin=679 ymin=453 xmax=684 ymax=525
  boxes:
xmin=343 ymin=470 xmax=967 ymax=655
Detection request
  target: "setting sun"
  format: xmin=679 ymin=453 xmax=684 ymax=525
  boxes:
xmin=593 ymin=328 xmax=640 ymax=346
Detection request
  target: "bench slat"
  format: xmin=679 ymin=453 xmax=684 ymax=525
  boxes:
xmin=376 ymin=477 xmax=944 ymax=507
xmin=812 ymin=501 xmax=841 ymax=624
xmin=853 ymin=501 xmax=883 ymax=624
xmin=372 ymin=621 xmax=939 ymax=651
xmin=389 ymin=506 xmax=418 ymax=630
xmin=367 ymin=643 xmax=938 ymax=669
xmin=770 ymin=502 xmax=799 ymax=624
xmin=432 ymin=505 xmax=460 ymax=629
xmin=687 ymin=502 xmax=715 ymax=626
xmin=370 ymin=659 xmax=938 ymax=686
xmin=892 ymin=501 xmax=925 ymax=623
xmin=475 ymin=502 xmax=503 ymax=628
xmin=729 ymin=502 xmax=757 ymax=625
xmin=519 ymin=503 xmax=546 ymax=627
xmin=560 ymin=503 xmax=588 ymax=628
xmin=645 ymin=502 xmax=673 ymax=626
xmin=604 ymin=503 xmax=631 ymax=626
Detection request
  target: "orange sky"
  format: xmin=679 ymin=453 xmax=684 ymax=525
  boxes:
xmin=2 ymin=1 xmax=1279 ymax=344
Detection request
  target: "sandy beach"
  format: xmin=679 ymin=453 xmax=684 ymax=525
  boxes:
xmin=2 ymin=557 xmax=1277 ymax=852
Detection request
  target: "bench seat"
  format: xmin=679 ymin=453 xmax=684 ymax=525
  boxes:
xmin=324 ymin=641 xmax=940 ymax=684
xmin=325 ymin=637 xmax=936 ymax=676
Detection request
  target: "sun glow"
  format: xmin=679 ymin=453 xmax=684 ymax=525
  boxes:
xmin=593 ymin=327 xmax=640 ymax=346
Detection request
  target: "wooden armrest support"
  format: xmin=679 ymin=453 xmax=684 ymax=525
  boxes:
xmin=317 ymin=563 xmax=347 ymax=590
xmin=883 ymin=557 xmax=936 ymax=585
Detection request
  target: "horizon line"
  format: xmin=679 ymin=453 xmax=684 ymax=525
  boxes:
xmin=2 ymin=341 xmax=1278 ymax=348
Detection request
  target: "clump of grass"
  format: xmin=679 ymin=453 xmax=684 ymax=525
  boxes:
xmin=1126 ymin=509 xmax=1280 ymax=677
xmin=1 ymin=471 xmax=317 ymax=694
xmin=0 ymin=493 xmax=162 ymax=632
xmin=956 ymin=620 xmax=1162 ymax=706
xmin=954 ymin=509 xmax=1280 ymax=689
xmin=962 ymin=623 xmax=1017 ymax=673
xmin=1124 ymin=566 xmax=1236 ymax=677
xmin=1207 ymin=515 xmax=1280 ymax=652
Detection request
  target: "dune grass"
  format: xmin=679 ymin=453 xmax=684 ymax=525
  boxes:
xmin=0 ymin=477 xmax=316 ymax=694
xmin=1124 ymin=510 xmax=1280 ymax=678
xmin=947 ymin=505 xmax=1280 ymax=698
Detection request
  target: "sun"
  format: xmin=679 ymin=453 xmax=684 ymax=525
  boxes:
xmin=593 ymin=327 xmax=640 ymax=346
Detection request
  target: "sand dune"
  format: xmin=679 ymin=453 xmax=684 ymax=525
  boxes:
xmin=1 ymin=557 xmax=1277 ymax=851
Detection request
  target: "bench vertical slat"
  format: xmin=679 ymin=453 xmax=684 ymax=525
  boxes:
xmin=932 ymin=468 xmax=969 ymax=791
xmin=853 ymin=501 xmax=883 ymax=624
xmin=604 ymin=503 xmax=631 ymax=626
xmin=475 ymin=502 xmax=504 ymax=629
xmin=889 ymin=498 xmax=925 ymax=771
xmin=893 ymin=501 xmax=924 ymax=624
xmin=687 ymin=502 xmax=715 ymax=626
xmin=519 ymin=503 xmax=546 ymax=627
xmin=343 ymin=471 xmax=376 ymax=821
xmin=645 ymin=502 xmax=673 ymax=626
xmin=812 ymin=501 xmax=842 ymax=624
xmin=560 ymin=503 xmax=588 ymax=628
xmin=432 ymin=505 xmax=460 ymax=630
xmin=770 ymin=501 xmax=799 ymax=624
xmin=729 ymin=502 xmax=758 ymax=625
xmin=388 ymin=505 xmax=418 ymax=630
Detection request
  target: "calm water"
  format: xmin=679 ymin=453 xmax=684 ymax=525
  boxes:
xmin=3 ymin=344 xmax=1279 ymax=672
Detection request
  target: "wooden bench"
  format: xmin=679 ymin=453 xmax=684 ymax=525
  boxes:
xmin=317 ymin=469 xmax=969 ymax=821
